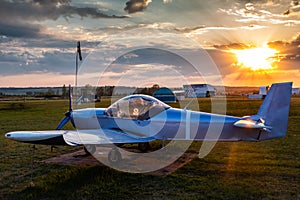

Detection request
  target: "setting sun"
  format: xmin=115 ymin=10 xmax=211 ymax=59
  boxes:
xmin=231 ymin=45 xmax=279 ymax=71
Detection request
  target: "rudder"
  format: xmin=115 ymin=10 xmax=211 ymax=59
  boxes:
xmin=257 ymin=82 xmax=292 ymax=139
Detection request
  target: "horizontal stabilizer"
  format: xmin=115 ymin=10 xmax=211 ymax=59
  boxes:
xmin=234 ymin=118 xmax=272 ymax=132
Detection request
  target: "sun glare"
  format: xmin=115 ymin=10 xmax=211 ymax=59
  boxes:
xmin=231 ymin=45 xmax=279 ymax=71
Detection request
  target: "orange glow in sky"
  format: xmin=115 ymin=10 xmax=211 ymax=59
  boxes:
xmin=230 ymin=45 xmax=279 ymax=71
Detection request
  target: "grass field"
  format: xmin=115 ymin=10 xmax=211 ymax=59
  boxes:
xmin=0 ymin=97 xmax=299 ymax=199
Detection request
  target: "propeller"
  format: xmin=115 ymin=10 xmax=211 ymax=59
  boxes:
xmin=56 ymin=85 xmax=76 ymax=130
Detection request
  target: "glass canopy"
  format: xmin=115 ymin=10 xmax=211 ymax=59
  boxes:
xmin=106 ymin=95 xmax=170 ymax=120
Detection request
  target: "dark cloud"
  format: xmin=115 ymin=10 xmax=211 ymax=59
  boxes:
xmin=0 ymin=0 xmax=127 ymax=22
xmin=175 ymin=25 xmax=206 ymax=33
xmin=124 ymin=0 xmax=152 ymax=14
xmin=0 ymin=0 xmax=128 ymax=38
xmin=104 ymin=48 xmax=223 ymax=78
xmin=0 ymin=21 xmax=42 ymax=38
xmin=0 ymin=50 xmax=74 ymax=76
xmin=111 ymin=48 xmax=193 ymax=70
xmin=0 ymin=37 xmax=99 ymax=76
xmin=213 ymin=43 xmax=254 ymax=50
xmin=268 ymin=34 xmax=300 ymax=62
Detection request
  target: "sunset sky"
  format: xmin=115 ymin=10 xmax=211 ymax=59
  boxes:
xmin=0 ymin=0 xmax=299 ymax=87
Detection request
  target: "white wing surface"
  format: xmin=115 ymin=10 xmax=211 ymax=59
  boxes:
xmin=62 ymin=129 xmax=155 ymax=146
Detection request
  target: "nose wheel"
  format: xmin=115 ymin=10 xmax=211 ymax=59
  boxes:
xmin=83 ymin=144 xmax=96 ymax=155
xmin=138 ymin=142 xmax=150 ymax=152
xmin=108 ymin=148 xmax=122 ymax=164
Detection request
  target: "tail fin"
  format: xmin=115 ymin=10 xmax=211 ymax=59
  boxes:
xmin=257 ymin=82 xmax=292 ymax=139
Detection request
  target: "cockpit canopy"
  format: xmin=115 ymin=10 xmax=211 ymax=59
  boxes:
xmin=106 ymin=95 xmax=170 ymax=120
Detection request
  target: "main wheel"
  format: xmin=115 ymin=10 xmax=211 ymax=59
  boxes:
xmin=108 ymin=148 xmax=122 ymax=164
xmin=84 ymin=144 xmax=96 ymax=155
xmin=138 ymin=142 xmax=150 ymax=152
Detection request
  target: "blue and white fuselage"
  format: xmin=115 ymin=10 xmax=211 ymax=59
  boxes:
xmin=5 ymin=82 xmax=292 ymax=149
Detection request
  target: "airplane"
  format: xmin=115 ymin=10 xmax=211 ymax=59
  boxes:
xmin=5 ymin=82 xmax=292 ymax=164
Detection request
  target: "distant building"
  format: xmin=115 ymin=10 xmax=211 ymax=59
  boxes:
xmin=173 ymin=90 xmax=185 ymax=101
xmin=248 ymin=86 xmax=269 ymax=99
xmin=292 ymin=88 xmax=300 ymax=95
xmin=153 ymin=87 xmax=176 ymax=103
xmin=183 ymin=84 xmax=216 ymax=98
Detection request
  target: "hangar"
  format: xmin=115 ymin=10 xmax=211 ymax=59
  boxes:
xmin=183 ymin=84 xmax=216 ymax=98
xmin=292 ymin=88 xmax=300 ymax=95
xmin=153 ymin=87 xmax=176 ymax=103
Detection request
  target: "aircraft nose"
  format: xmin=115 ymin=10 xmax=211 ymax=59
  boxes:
xmin=5 ymin=133 xmax=12 ymax=138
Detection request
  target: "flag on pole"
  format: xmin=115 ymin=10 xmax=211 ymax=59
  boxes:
xmin=77 ymin=41 xmax=82 ymax=61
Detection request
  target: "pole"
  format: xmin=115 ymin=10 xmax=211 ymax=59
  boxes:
xmin=75 ymin=49 xmax=78 ymax=90
xmin=75 ymin=41 xmax=82 ymax=97
xmin=75 ymin=41 xmax=82 ymax=94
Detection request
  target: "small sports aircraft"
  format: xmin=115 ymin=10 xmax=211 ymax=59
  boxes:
xmin=5 ymin=82 xmax=292 ymax=163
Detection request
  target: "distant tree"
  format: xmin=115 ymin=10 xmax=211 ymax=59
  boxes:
xmin=82 ymin=84 xmax=93 ymax=98
xmin=62 ymin=84 xmax=67 ymax=99
xmin=46 ymin=88 xmax=54 ymax=96
xmin=140 ymin=87 xmax=149 ymax=95
xmin=38 ymin=91 xmax=45 ymax=97
xmin=149 ymin=84 xmax=160 ymax=95
xmin=152 ymin=84 xmax=160 ymax=89
xmin=103 ymin=86 xmax=115 ymax=96
xmin=96 ymin=87 xmax=104 ymax=97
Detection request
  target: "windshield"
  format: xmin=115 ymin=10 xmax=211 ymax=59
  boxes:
xmin=106 ymin=95 xmax=170 ymax=120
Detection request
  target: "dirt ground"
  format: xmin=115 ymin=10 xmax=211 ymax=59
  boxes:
xmin=43 ymin=147 xmax=198 ymax=176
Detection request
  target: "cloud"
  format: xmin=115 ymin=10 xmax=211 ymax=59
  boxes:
xmin=0 ymin=36 xmax=99 ymax=77
xmin=268 ymin=34 xmax=300 ymax=62
xmin=212 ymin=35 xmax=300 ymax=72
xmin=266 ymin=34 xmax=300 ymax=71
xmin=213 ymin=43 xmax=254 ymax=50
xmin=283 ymin=1 xmax=300 ymax=15
xmin=0 ymin=0 xmax=127 ymax=21
xmin=217 ymin=0 xmax=300 ymax=26
xmin=0 ymin=0 xmax=128 ymax=38
xmin=0 ymin=21 xmax=42 ymax=38
xmin=124 ymin=0 xmax=152 ymax=14
xmin=175 ymin=25 xmax=206 ymax=33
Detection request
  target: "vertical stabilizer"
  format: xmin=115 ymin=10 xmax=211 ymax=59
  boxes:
xmin=257 ymin=82 xmax=292 ymax=138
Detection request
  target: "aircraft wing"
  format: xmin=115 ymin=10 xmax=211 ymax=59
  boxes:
xmin=62 ymin=129 xmax=156 ymax=146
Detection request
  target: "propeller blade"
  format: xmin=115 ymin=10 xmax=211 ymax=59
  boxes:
xmin=56 ymin=85 xmax=76 ymax=130
xmin=56 ymin=116 xmax=70 ymax=130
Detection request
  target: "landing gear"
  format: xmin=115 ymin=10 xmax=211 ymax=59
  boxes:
xmin=138 ymin=142 xmax=150 ymax=152
xmin=108 ymin=148 xmax=122 ymax=164
xmin=83 ymin=144 xmax=96 ymax=155
xmin=114 ymin=143 xmax=124 ymax=147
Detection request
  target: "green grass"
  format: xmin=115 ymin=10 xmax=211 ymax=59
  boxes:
xmin=0 ymin=97 xmax=299 ymax=199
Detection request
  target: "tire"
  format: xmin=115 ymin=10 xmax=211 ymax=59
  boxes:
xmin=108 ymin=148 xmax=122 ymax=164
xmin=138 ymin=142 xmax=150 ymax=152
xmin=84 ymin=144 xmax=96 ymax=155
